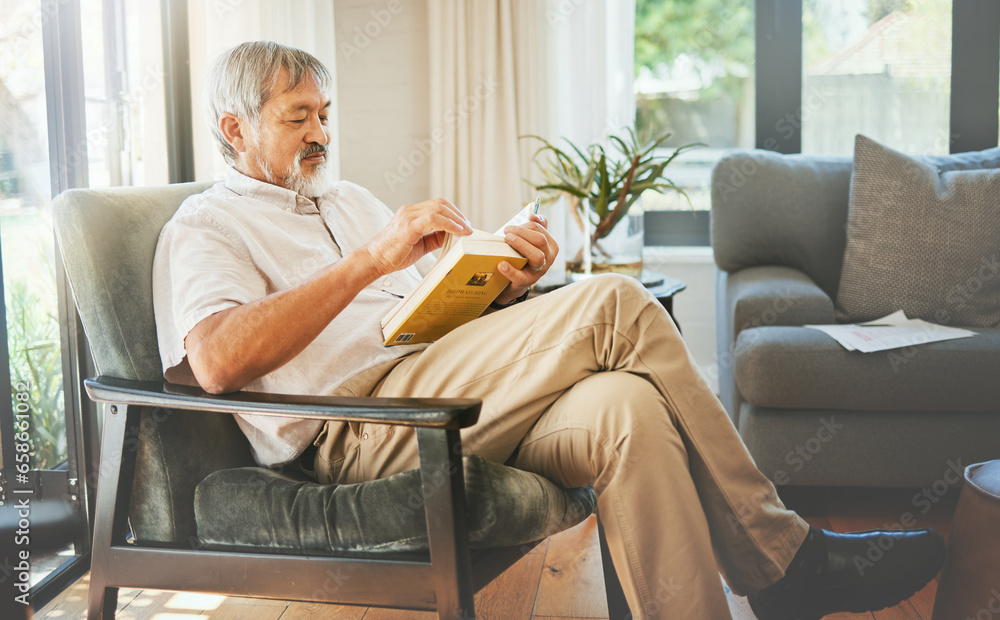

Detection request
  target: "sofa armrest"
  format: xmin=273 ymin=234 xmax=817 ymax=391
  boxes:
xmin=726 ymin=266 xmax=835 ymax=341
xmin=85 ymin=376 xmax=481 ymax=429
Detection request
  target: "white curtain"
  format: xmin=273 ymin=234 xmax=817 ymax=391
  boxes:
xmin=187 ymin=0 xmax=339 ymax=182
xmin=428 ymin=0 xmax=635 ymax=233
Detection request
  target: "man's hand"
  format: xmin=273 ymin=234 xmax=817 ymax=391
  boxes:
xmin=493 ymin=213 xmax=559 ymax=306
xmin=362 ymin=198 xmax=472 ymax=277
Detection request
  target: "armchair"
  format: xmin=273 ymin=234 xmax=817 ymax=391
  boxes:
xmin=711 ymin=150 xmax=1000 ymax=488
xmin=52 ymin=183 xmax=626 ymax=619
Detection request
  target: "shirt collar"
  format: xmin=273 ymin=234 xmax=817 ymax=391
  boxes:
xmin=224 ymin=167 xmax=326 ymax=215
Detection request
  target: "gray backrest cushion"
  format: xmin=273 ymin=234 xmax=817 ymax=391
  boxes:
xmin=52 ymin=182 xmax=213 ymax=380
xmin=711 ymin=150 xmax=853 ymax=297
xmin=52 ymin=183 xmax=260 ymax=545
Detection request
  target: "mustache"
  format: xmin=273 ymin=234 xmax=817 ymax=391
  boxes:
xmin=298 ymin=143 xmax=328 ymax=161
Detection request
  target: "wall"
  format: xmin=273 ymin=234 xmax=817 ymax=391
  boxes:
xmin=334 ymin=0 xmax=431 ymax=209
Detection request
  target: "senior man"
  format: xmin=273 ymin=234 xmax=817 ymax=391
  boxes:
xmin=153 ymin=41 xmax=943 ymax=619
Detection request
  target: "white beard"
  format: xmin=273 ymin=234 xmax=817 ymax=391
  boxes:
xmin=253 ymin=147 xmax=337 ymax=199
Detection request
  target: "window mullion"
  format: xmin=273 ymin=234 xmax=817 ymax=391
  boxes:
xmin=754 ymin=0 xmax=803 ymax=153
xmin=949 ymin=0 xmax=1000 ymax=154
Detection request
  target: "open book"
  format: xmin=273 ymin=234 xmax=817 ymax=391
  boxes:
xmin=380 ymin=202 xmax=537 ymax=346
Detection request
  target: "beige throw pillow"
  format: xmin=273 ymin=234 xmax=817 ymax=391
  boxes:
xmin=835 ymin=135 xmax=1000 ymax=327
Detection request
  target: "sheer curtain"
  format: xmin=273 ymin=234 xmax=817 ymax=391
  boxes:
xmin=427 ymin=0 xmax=635 ymax=233
xmin=187 ymin=0 xmax=339 ymax=182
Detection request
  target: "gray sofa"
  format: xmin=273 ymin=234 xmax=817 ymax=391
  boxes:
xmin=711 ymin=150 xmax=1000 ymax=488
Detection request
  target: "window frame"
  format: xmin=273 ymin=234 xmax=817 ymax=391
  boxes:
xmin=643 ymin=0 xmax=1000 ymax=246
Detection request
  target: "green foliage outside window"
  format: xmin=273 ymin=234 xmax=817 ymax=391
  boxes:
xmin=4 ymin=214 xmax=66 ymax=471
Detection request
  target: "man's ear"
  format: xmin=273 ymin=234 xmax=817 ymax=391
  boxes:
xmin=219 ymin=113 xmax=248 ymax=153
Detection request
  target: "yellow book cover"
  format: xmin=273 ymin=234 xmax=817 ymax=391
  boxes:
xmin=381 ymin=203 xmax=536 ymax=345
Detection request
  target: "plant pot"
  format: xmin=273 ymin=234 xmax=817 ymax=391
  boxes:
xmin=565 ymin=197 xmax=644 ymax=280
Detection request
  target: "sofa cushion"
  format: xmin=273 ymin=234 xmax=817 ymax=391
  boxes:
xmin=711 ymin=150 xmax=853 ymax=298
xmin=836 ymin=135 xmax=1000 ymax=327
xmin=734 ymin=326 xmax=1000 ymax=411
xmin=194 ymin=455 xmax=596 ymax=554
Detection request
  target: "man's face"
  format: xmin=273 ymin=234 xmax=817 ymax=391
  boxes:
xmin=240 ymin=69 xmax=335 ymax=197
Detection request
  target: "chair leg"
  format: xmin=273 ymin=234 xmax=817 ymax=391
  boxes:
xmin=416 ymin=428 xmax=475 ymax=619
xmin=87 ymin=404 xmax=136 ymax=620
xmin=87 ymin=583 xmax=118 ymax=620
xmin=597 ymin=516 xmax=631 ymax=620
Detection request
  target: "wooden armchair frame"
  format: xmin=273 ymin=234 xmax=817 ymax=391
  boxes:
xmin=85 ymin=376 xmax=629 ymax=619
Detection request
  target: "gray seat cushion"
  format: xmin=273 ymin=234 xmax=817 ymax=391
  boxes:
xmin=195 ymin=455 xmax=596 ymax=554
xmin=734 ymin=326 xmax=1000 ymax=411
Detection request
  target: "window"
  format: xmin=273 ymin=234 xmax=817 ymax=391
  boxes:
xmin=802 ymin=0 xmax=952 ymax=155
xmin=635 ymin=0 xmax=754 ymax=244
xmin=638 ymin=0 xmax=998 ymax=245
xmin=0 ymin=0 xmax=72 ymax=587
xmin=81 ymin=0 xmax=169 ymax=188
xmin=0 ymin=0 xmax=169 ymax=606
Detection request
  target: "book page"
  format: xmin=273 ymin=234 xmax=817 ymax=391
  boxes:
xmin=439 ymin=200 xmax=534 ymax=258
xmin=493 ymin=200 xmax=539 ymax=235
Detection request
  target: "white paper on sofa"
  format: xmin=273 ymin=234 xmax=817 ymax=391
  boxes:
xmin=805 ymin=310 xmax=977 ymax=353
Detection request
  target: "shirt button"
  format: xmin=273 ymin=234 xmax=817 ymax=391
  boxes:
xmin=382 ymin=280 xmax=392 ymax=287
xmin=285 ymin=207 xmax=293 ymax=213
xmin=362 ymin=433 xmax=369 ymax=440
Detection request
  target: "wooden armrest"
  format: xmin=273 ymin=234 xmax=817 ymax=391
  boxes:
xmin=84 ymin=376 xmax=481 ymax=429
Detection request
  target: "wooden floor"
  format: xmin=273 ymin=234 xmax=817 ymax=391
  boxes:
xmin=36 ymin=487 xmax=957 ymax=620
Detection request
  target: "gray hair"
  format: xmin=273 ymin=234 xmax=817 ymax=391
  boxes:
xmin=206 ymin=41 xmax=333 ymax=166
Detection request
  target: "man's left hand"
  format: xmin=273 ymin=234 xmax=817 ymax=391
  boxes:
xmin=493 ymin=213 xmax=559 ymax=306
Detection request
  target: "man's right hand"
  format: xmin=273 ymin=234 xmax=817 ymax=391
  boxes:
xmin=186 ymin=198 xmax=472 ymax=394
xmin=361 ymin=198 xmax=472 ymax=277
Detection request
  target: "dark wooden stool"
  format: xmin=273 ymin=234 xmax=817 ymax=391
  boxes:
xmin=932 ymin=459 xmax=1000 ymax=619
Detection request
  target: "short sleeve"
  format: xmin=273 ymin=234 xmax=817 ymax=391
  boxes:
xmin=152 ymin=209 xmax=267 ymax=381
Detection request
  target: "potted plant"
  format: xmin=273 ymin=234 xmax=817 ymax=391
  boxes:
xmin=525 ymin=129 xmax=701 ymax=279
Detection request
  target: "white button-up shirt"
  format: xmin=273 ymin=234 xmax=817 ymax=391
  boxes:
xmin=152 ymin=168 xmax=430 ymax=466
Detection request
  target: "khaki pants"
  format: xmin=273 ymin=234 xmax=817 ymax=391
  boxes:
xmin=315 ymin=274 xmax=809 ymax=618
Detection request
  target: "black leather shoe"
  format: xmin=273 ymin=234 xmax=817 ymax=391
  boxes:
xmin=747 ymin=527 xmax=945 ymax=620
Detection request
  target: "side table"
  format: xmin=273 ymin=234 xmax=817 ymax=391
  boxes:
xmin=533 ymin=270 xmax=687 ymax=331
